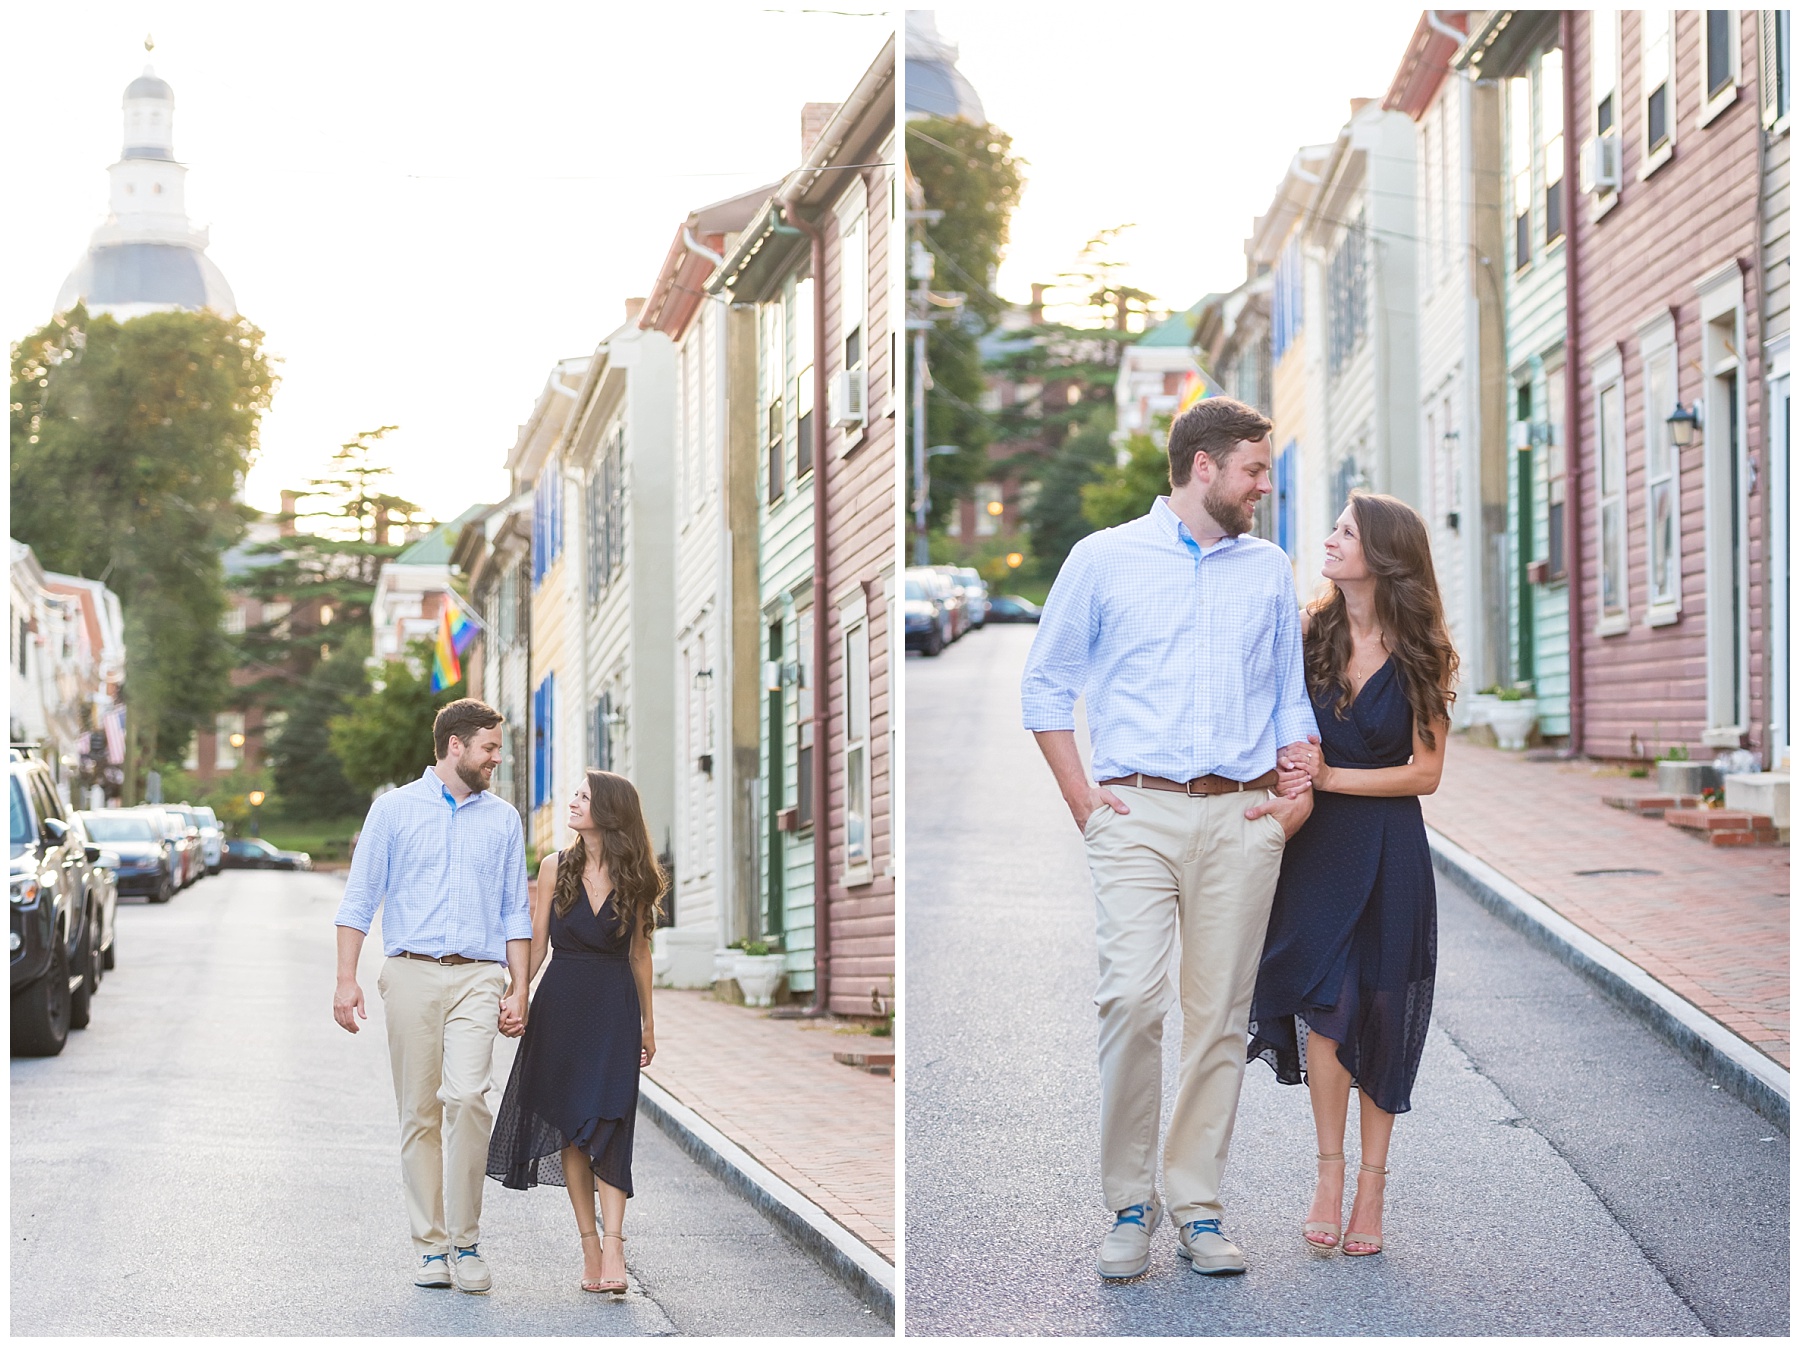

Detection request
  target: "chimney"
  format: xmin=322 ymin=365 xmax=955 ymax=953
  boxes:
xmin=624 ymin=296 xmax=646 ymax=324
xmin=801 ymin=102 xmax=839 ymax=158
xmin=279 ymin=490 xmax=299 ymax=537
xmin=1349 ymin=96 xmax=1375 ymax=117
xmin=1028 ymin=283 xmax=1048 ymax=325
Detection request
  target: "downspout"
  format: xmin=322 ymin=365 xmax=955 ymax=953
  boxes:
xmin=1749 ymin=16 xmax=1773 ymax=766
xmin=1560 ymin=9 xmax=1585 ymax=755
xmin=682 ymin=226 xmax=725 ymax=268
xmin=778 ymin=192 xmax=832 ymax=1017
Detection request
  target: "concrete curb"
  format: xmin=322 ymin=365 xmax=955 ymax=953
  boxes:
xmin=1427 ymin=826 xmax=1789 ymax=1131
xmin=636 ymin=1076 xmax=895 ymax=1321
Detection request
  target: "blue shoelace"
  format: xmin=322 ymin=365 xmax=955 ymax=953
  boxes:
xmin=1114 ymin=1202 xmax=1153 ymax=1229
xmin=1184 ymin=1218 xmax=1224 ymax=1240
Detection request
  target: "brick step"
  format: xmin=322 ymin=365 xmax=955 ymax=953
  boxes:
xmin=1665 ymin=808 xmax=1784 ymax=847
xmin=1603 ymin=794 xmax=1701 ymax=817
xmin=833 ymin=1049 xmax=895 ymax=1076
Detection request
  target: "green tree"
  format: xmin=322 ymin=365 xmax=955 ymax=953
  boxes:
xmin=271 ymin=624 xmax=371 ymax=819
xmin=906 ymin=117 xmax=1025 ymax=526
xmin=328 ymin=638 xmax=462 ymax=798
xmin=10 ymin=306 xmax=275 ymax=798
xmin=1082 ymin=425 xmax=1171 ymax=532
xmin=1021 ymin=408 xmax=1117 ymax=578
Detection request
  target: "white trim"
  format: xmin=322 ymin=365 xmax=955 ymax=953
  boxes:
xmin=1638 ymin=9 xmax=1678 ymax=179
xmin=1697 ymin=8 xmax=1741 ymax=127
xmin=1592 ymin=345 xmax=1630 ymax=634
xmin=1639 ymin=317 xmax=1682 ymax=620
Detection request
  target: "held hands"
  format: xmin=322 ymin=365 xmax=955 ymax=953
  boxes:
xmin=1069 ymin=783 xmax=1130 ymax=833
xmin=498 ymin=986 xmax=529 ymax=1038
xmin=640 ymin=1026 xmax=656 ymax=1069
xmin=1276 ymin=735 xmax=1326 ymax=798
xmin=333 ymin=977 xmax=366 ymax=1034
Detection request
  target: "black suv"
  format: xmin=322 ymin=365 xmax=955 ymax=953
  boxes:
xmin=10 ymin=751 xmax=104 ymax=1056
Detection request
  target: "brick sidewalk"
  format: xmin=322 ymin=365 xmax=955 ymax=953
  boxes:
xmin=640 ymin=989 xmax=895 ymax=1263
xmin=1423 ymin=737 xmax=1789 ymax=1068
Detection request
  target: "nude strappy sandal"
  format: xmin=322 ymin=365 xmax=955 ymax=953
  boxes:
xmin=579 ymin=1230 xmax=608 ymax=1293
xmin=1303 ymin=1152 xmax=1344 ymax=1251
xmin=1342 ymin=1163 xmax=1386 ymax=1257
xmin=594 ymin=1232 xmax=628 ymax=1294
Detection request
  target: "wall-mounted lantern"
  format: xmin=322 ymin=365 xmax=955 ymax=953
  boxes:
xmin=1666 ymin=401 xmax=1701 ymax=449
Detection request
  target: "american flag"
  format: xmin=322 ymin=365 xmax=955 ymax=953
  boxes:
xmin=102 ymin=706 xmax=125 ymax=765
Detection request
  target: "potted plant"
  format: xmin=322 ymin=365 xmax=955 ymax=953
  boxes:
xmin=1488 ymin=684 xmax=1539 ymax=750
xmin=732 ymin=939 xmax=787 ymax=1008
xmin=1460 ymin=685 xmax=1502 ymax=731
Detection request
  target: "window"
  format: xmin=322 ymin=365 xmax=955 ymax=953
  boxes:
xmin=1702 ymin=10 xmax=1740 ymax=118
xmin=838 ymin=207 xmax=868 ymax=451
xmin=1593 ymin=10 xmax=1619 ymax=134
xmin=1326 ymin=216 xmax=1367 ymax=375
xmin=1640 ymin=320 xmax=1681 ymax=619
xmin=1275 ymin=441 xmax=1297 ymax=555
xmin=221 ymin=605 xmax=247 ymax=635
xmin=587 ymin=426 xmax=625 ymax=596
xmin=531 ymin=458 xmax=563 ymax=587
xmin=1545 ymin=364 xmax=1566 ymax=580
xmin=763 ymin=301 xmax=785 ymax=503
xmin=1762 ymin=10 xmax=1791 ymax=127
xmin=841 ymin=598 xmax=872 ymax=879
xmin=214 ymin=712 xmax=245 ymax=770
xmin=590 ymin=692 xmax=612 ymax=773
xmin=1542 ymin=49 xmax=1566 ymax=245
xmin=1508 ymin=75 xmax=1533 ymax=268
xmin=794 ymin=276 xmax=815 ymax=479
xmin=1594 ymin=359 xmax=1628 ymax=632
xmin=795 ymin=608 xmax=814 ymax=830
xmin=181 ymin=733 xmax=199 ymax=772
xmin=973 ymin=482 xmax=1003 ymax=537
xmin=1642 ymin=11 xmax=1675 ymax=166
xmin=1271 ymin=236 xmax=1303 ymax=361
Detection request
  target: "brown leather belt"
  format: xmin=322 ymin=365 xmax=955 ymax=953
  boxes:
xmin=397 ymin=951 xmax=482 ymax=966
xmin=1098 ymin=770 xmax=1279 ymax=797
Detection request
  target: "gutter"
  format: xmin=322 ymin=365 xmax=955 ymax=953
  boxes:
xmin=1560 ymin=9 xmax=1585 ymax=754
xmin=682 ymin=226 xmax=725 ymax=268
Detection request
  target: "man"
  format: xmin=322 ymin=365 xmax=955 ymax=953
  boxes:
xmin=1021 ymin=397 xmax=1317 ymax=1279
xmin=333 ymin=698 xmax=532 ymax=1294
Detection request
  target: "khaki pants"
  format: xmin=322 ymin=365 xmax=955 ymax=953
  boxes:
xmin=1083 ymin=785 xmax=1287 ymax=1226
xmin=376 ymin=956 xmax=508 ymax=1255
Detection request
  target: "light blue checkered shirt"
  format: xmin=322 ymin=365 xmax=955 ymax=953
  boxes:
xmin=334 ymin=767 xmax=532 ymax=963
xmin=1021 ymin=497 xmax=1319 ymax=782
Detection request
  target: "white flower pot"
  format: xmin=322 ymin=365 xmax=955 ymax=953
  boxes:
xmin=733 ymin=953 xmax=787 ymax=1008
xmin=1461 ymin=693 xmax=1501 ymax=730
xmin=713 ymin=948 xmax=739 ymax=986
xmin=1489 ymin=700 xmax=1539 ymax=751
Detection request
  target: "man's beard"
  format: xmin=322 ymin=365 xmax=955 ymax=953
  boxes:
xmin=456 ymin=759 xmax=494 ymax=794
xmin=1203 ymin=482 xmax=1257 ymax=537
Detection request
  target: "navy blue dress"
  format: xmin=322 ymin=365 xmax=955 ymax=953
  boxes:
xmin=487 ymin=875 xmax=641 ymax=1195
xmin=1247 ymin=657 xmax=1437 ymax=1115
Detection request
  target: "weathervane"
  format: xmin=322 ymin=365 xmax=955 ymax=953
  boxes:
xmin=145 ymin=33 xmax=154 ymax=53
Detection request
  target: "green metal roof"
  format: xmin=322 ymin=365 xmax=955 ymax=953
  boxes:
xmin=395 ymin=504 xmax=490 ymax=566
xmin=1136 ymin=301 xmax=1205 ymax=348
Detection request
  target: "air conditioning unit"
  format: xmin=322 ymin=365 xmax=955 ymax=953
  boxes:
xmin=829 ymin=369 xmax=867 ymax=429
xmin=1581 ymin=133 xmax=1622 ymax=194
xmin=1511 ymin=421 xmax=1532 ymax=451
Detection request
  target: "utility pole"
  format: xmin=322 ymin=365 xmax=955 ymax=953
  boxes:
xmin=905 ymin=213 xmax=965 ymax=567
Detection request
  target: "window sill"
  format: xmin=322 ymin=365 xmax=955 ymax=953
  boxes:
xmin=1589 ymin=189 xmax=1620 ymax=222
xmin=1701 ymin=725 xmax=1746 ymax=749
xmin=836 ymin=428 xmax=868 ymax=460
xmin=1638 ymin=141 xmax=1674 ymax=181
xmin=1644 ymin=603 xmax=1681 ymax=628
xmin=841 ymin=863 xmax=873 ymax=889
xmin=1698 ymin=84 xmax=1739 ymax=128
xmin=1597 ymin=613 xmax=1631 ymax=637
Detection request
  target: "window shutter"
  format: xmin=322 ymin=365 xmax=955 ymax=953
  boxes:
xmin=1761 ymin=10 xmax=1780 ymax=127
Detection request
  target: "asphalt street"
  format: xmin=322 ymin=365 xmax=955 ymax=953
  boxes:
xmin=11 ymin=868 xmax=881 ymax=1337
xmin=904 ymin=624 xmax=1789 ymax=1337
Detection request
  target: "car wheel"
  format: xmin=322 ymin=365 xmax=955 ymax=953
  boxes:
xmin=69 ymin=911 xmax=96 ymax=1030
xmin=151 ymin=875 xmax=172 ymax=904
xmin=12 ymin=934 xmax=71 ymax=1057
xmin=102 ymin=924 xmax=116 ymax=971
xmin=924 ymin=629 xmax=943 ymax=657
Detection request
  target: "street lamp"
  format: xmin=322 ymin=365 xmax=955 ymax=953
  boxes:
xmin=912 ymin=445 xmax=960 ymax=566
xmin=247 ymin=789 xmax=265 ymax=837
xmin=1666 ymin=401 xmax=1701 ymax=448
xmin=228 ymin=732 xmax=246 ymax=749
xmin=985 ymin=499 xmax=1005 ymax=517
xmin=1005 ymin=552 xmax=1024 ymax=570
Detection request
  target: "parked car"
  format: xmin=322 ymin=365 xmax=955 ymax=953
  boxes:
xmin=10 ymin=752 xmax=105 ymax=1056
xmin=135 ymin=807 xmax=196 ymax=889
xmin=162 ymin=804 xmax=205 ymax=887
xmin=193 ymin=805 xmax=223 ymax=875
xmin=77 ymin=809 xmax=175 ymax=904
xmin=986 ymin=594 xmax=1043 ymax=624
xmin=222 ymin=838 xmax=312 ymax=871
xmin=87 ymin=848 xmax=119 ymax=972
xmin=943 ymin=566 xmax=990 ymax=628
xmin=907 ymin=566 xmax=962 ymax=643
xmin=904 ymin=576 xmax=945 ymax=657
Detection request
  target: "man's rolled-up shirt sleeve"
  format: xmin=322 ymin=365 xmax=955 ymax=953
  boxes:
xmin=500 ymin=813 xmax=533 ymax=943
xmin=1271 ymin=567 xmax=1321 ymax=749
xmin=335 ymin=796 xmax=390 ymax=933
xmin=1021 ymin=542 xmax=1098 ymax=733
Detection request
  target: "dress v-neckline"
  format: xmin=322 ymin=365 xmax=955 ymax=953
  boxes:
xmin=1345 ymin=654 xmax=1394 ymax=711
xmin=580 ymin=878 xmax=613 ymax=920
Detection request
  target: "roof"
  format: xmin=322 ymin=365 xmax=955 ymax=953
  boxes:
xmin=395 ymin=504 xmax=491 ymax=566
xmin=57 ymin=242 xmax=236 ymax=318
xmin=639 ymin=182 xmax=779 ymax=336
xmin=125 ymin=72 xmax=173 ymax=101
xmin=1384 ymin=12 xmax=1468 ymax=119
xmin=1136 ymin=302 xmax=1205 ymax=348
xmin=906 ymin=13 xmax=985 ymax=123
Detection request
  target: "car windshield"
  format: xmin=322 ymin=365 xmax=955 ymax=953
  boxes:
xmin=905 ymin=579 xmax=926 ymax=600
xmin=10 ymin=777 xmax=32 ymax=854
xmin=79 ymin=814 xmax=157 ymax=842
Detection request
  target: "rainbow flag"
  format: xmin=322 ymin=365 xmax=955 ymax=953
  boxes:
xmin=1175 ymin=368 xmax=1214 ymax=416
xmin=429 ymin=597 xmax=482 ymax=693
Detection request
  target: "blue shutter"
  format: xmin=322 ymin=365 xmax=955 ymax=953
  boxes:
xmin=544 ymin=673 xmax=555 ymax=806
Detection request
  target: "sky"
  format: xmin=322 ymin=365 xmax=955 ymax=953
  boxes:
xmin=923 ymin=3 xmax=1426 ymax=324
xmin=4 ymin=3 xmax=894 ymax=523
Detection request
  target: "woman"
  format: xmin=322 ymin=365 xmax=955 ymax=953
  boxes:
xmin=487 ymin=769 xmax=664 ymax=1294
xmin=1248 ymin=491 xmax=1458 ymax=1258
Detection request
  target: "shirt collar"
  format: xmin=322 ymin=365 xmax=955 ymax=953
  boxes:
xmin=420 ymin=765 xmax=484 ymax=807
xmin=1151 ymin=497 xmax=1244 ymax=557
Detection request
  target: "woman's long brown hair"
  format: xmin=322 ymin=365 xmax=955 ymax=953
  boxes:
xmin=552 ymin=769 xmax=667 ymax=938
xmin=1306 ymin=491 xmax=1460 ymax=749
